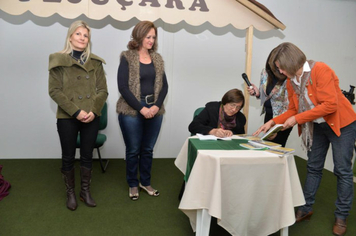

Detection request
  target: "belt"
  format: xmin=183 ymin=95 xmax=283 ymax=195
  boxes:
xmin=141 ymin=94 xmax=154 ymax=105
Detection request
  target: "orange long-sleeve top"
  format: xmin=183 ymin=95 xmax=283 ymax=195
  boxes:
xmin=273 ymin=62 xmax=356 ymax=137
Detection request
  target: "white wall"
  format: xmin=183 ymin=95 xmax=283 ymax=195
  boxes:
xmin=0 ymin=0 xmax=355 ymax=171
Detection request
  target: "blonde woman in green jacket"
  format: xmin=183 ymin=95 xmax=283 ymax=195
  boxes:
xmin=48 ymin=20 xmax=108 ymax=211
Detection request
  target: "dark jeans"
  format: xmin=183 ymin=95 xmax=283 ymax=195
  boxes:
xmin=299 ymin=121 xmax=356 ymax=219
xmin=118 ymin=101 xmax=163 ymax=187
xmin=57 ymin=118 xmax=100 ymax=171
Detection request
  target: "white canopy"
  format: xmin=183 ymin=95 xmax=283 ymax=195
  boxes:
xmin=0 ymin=0 xmax=285 ymax=31
xmin=0 ymin=0 xmax=285 ymax=128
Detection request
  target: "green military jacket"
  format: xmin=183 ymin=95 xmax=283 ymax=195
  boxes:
xmin=48 ymin=52 xmax=108 ymax=119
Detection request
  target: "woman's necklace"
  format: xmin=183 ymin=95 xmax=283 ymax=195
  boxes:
xmin=141 ymin=54 xmax=149 ymax=59
xmin=139 ymin=50 xmax=150 ymax=60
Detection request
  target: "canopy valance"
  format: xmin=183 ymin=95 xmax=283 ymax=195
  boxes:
xmin=1 ymin=0 xmax=285 ymax=31
xmin=1 ymin=0 xmax=286 ymax=129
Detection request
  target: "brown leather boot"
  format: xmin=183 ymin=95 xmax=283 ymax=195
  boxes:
xmin=79 ymin=166 xmax=96 ymax=207
xmin=333 ymin=218 xmax=347 ymax=236
xmin=61 ymin=168 xmax=77 ymax=211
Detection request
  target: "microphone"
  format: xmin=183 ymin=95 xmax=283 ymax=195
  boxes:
xmin=241 ymin=73 xmax=255 ymax=95
xmin=241 ymin=73 xmax=252 ymax=88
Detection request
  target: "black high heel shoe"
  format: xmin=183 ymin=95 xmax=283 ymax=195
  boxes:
xmin=139 ymin=183 xmax=160 ymax=197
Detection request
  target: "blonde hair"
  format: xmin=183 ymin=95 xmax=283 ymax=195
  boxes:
xmin=60 ymin=20 xmax=91 ymax=63
xmin=268 ymin=42 xmax=306 ymax=77
xmin=127 ymin=21 xmax=158 ymax=52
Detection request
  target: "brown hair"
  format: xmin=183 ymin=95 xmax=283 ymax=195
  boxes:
xmin=268 ymin=42 xmax=306 ymax=77
xmin=221 ymin=89 xmax=245 ymax=109
xmin=127 ymin=21 xmax=158 ymax=52
xmin=265 ymin=47 xmax=287 ymax=85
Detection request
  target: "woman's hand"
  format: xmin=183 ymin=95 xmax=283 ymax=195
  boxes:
xmin=253 ymin=119 xmax=275 ymax=136
xmin=82 ymin=111 xmax=95 ymax=123
xmin=209 ymin=128 xmax=232 ymax=138
xmin=284 ymin=116 xmax=297 ymax=129
xmin=266 ymin=133 xmax=277 ymax=140
xmin=140 ymin=105 xmax=159 ymax=119
xmin=247 ymin=84 xmax=259 ymax=97
xmin=140 ymin=107 xmax=155 ymax=119
xmin=140 ymin=107 xmax=151 ymax=119
xmin=76 ymin=110 xmax=88 ymax=121
xmin=149 ymin=105 xmax=159 ymax=116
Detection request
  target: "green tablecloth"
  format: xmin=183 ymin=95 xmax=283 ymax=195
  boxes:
xmin=184 ymin=138 xmax=248 ymax=181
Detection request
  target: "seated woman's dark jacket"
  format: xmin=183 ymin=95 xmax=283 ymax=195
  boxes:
xmin=188 ymin=101 xmax=246 ymax=135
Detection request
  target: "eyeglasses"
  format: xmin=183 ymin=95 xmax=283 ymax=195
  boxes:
xmin=227 ymin=103 xmax=242 ymax=110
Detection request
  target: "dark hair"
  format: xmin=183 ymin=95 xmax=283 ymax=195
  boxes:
xmin=265 ymin=47 xmax=287 ymax=85
xmin=127 ymin=21 xmax=158 ymax=52
xmin=268 ymin=42 xmax=306 ymax=77
xmin=221 ymin=89 xmax=245 ymax=109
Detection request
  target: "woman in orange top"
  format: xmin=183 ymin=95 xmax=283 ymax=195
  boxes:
xmin=254 ymin=42 xmax=356 ymax=236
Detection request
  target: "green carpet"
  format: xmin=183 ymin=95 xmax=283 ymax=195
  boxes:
xmin=0 ymin=157 xmax=355 ymax=236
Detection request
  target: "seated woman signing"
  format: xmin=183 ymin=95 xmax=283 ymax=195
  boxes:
xmin=189 ymin=88 xmax=246 ymax=138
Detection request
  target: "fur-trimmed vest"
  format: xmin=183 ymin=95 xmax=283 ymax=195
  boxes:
xmin=116 ymin=50 xmax=165 ymax=116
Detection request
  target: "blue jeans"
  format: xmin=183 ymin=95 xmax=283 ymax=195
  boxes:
xmin=118 ymin=101 xmax=163 ymax=187
xmin=299 ymin=121 xmax=356 ymax=219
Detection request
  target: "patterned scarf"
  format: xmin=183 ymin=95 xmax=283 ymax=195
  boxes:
xmin=290 ymin=60 xmax=315 ymax=151
xmin=70 ymin=50 xmax=85 ymax=65
xmin=218 ymin=104 xmax=236 ymax=130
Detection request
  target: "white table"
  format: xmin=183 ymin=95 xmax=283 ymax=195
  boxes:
xmin=175 ymin=137 xmax=305 ymax=236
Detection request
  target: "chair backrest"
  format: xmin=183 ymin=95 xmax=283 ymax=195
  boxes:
xmin=99 ymin=102 xmax=108 ymax=130
xmin=193 ymin=107 xmax=204 ymax=119
xmin=190 ymin=107 xmax=205 ymax=136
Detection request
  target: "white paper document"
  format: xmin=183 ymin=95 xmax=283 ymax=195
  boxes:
xmin=196 ymin=133 xmax=232 ymax=141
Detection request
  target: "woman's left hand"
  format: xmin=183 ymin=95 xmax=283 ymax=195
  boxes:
xmin=82 ymin=111 xmax=95 ymax=123
xmin=266 ymin=133 xmax=277 ymax=140
xmin=149 ymin=105 xmax=159 ymax=117
xmin=283 ymin=116 xmax=297 ymax=129
xmin=247 ymin=84 xmax=259 ymax=97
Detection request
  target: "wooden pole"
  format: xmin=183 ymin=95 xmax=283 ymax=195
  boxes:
xmin=242 ymin=25 xmax=254 ymax=133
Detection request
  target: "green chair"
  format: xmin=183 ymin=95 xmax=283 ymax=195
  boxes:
xmin=193 ymin=107 xmax=205 ymax=117
xmin=76 ymin=102 xmax=109 ymax=173
xmin=190 ymin=107 xmax=204 ymax=136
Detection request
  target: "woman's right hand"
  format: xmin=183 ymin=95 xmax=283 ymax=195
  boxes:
xmin=140 ymin=107 xmax=154 ymax=119
xmin=209 ymin=128 xmax=232 ymax=138
xmin=76 ymin=110 xmax=88 ymax=122
xmin=253 ymin=119 xmax=275 ymax=136
xmin=247 ymin=84 xmax=259 ymax=97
